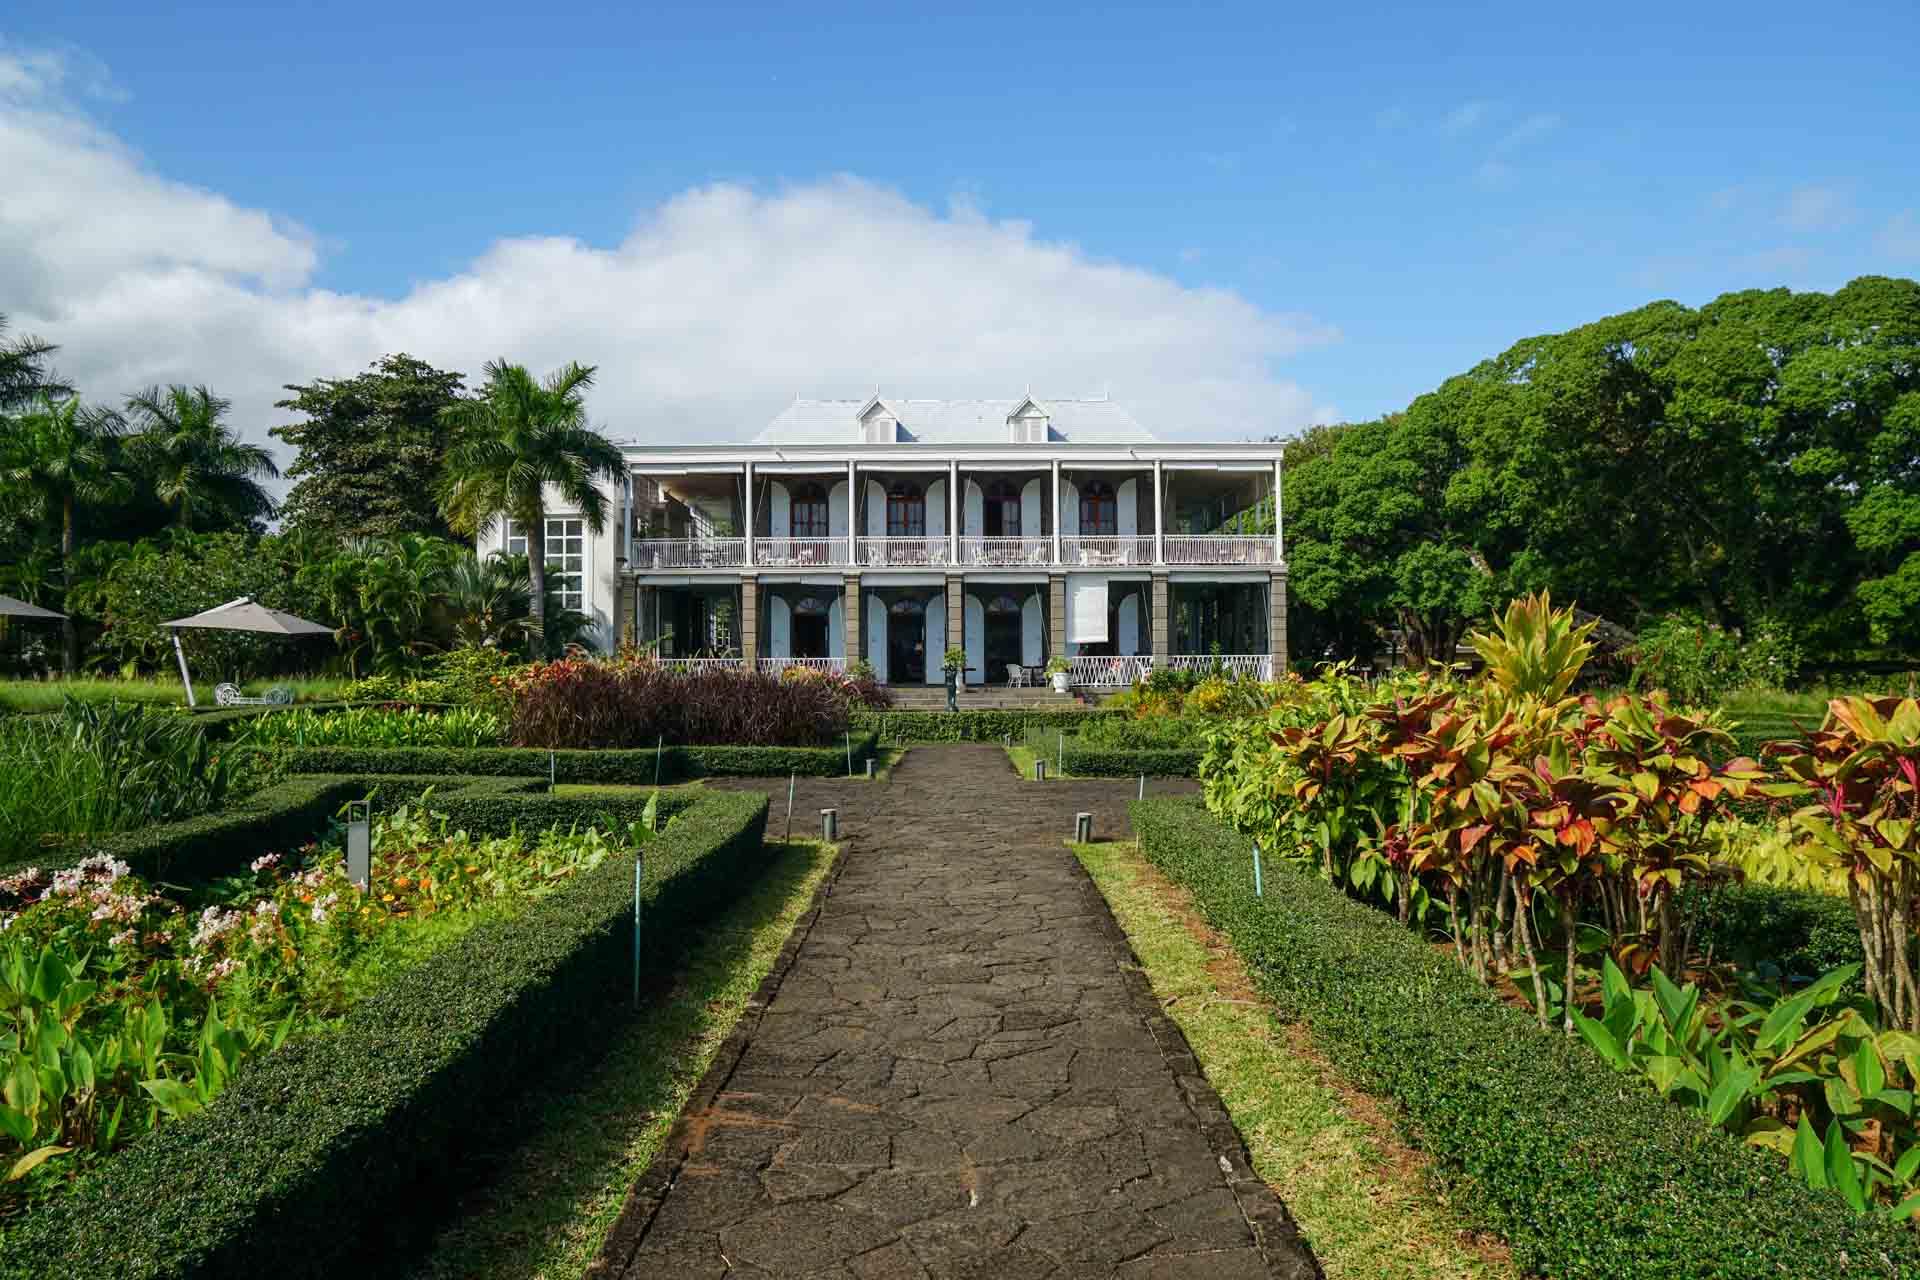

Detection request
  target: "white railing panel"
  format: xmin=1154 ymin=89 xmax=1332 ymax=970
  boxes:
xmin=630 ymin=538 xmax=747 ymax=570
xmin=1161 ymin=536 xmax=1276 ymax=566
xmin=757 ymin=657 xmax=847 ymax=675
xmin=1062 ymin=536 xmax=1156 ymax=568
xmin=957 ymin=536 xmax=1053 ymax=568
xmin=650 ymin=657 xmax=746 ymax=673
xmin=755 ymin=537 xmax=851 ymax=569
xmin=1068 ymin=655 xmax=1155 ymax=687
xmin=1166 ymin=654 xmax=1273 ymax=680
xmin=858 ymin=537 xmax=954 ymax=568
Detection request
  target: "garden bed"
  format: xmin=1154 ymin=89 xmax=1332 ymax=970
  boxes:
xmin=2 ymin=788 xmax=771 ymax=1278
xmin=1130 ymin=797 xmax=1919 ymax=1279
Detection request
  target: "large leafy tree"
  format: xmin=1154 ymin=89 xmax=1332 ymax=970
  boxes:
xmin=272 ymin=354 xmax=469 ymax=542
xmin=0 ymin=394 xmax=131 ymax=670
xmin=436 ymin=360 xmax=624 ymax=649
xmin=123 ymin=385 xmax=280 ymax=532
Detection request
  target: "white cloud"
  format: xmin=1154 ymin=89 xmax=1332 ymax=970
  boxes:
xmin=1440 ymin=101 xmax=1492 ymax=134
xmin=1780 ymin=183 xmax=1854 ymax=232
xmin=0 ymin=48 xmax=1339 ymax=463
xmin=1494 ymin=112 xmax=1560 ymax=152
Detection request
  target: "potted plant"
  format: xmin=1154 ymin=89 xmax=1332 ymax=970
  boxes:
xmin=1045 ymin=655 xmax=1071 ymax=693
xmin=941 ymin=647 xmax=967 ymax=711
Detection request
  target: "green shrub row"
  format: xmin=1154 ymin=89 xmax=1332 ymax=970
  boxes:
xmin=854 ymin=708 xmax=1117 ymax=743
xmin=1686 ymin=881 xmax=1862 ymax=981
xmin=1059 ymin=744 xmax=1202 ymax=778
xmin=2 ymin=789 xmax=773 ymax=1279
xmin=1128 ymin=797 xmax=1918 ymax=1280
xmin=275 ymin=735 xmax=878 ymax=783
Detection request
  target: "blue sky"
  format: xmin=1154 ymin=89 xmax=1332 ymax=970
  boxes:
xmin=4 ymin=1 xmax=1918 ymax=445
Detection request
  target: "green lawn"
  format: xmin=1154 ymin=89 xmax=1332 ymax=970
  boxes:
xmin=1072 ymin=839 xmax=1517 ymax=1280
xmin=408 ymin=838 xmax=838 ymax=1280
xmin=0 ymin=675 xmax=352 ymax=713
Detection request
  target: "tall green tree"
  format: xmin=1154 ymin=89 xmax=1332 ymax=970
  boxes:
xmin=272 ymin=354 xmax=469 ymax=542
xmin=123 ymin=385 xmax=280 ymax=532
xmin=436 ymin=360 xmax=624 ymax=649
xmin=0 ymin=394 xmax=130 ymax=670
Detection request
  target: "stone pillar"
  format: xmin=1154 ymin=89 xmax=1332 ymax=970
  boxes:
xmin=740 ymin=576 xmax=758 ymax=666
xmin=1048 ymin=573 xmax=1067 ymax=661
xmin=1270 ymin=570 xmax=1290 ymax=676
xmin=615 ymin=577 xmax=636 ymax=650
xmin=1151 ymin=573 xmax=1170 ymax=664
xmin=843 ymin=574 xmax=862 ymax=664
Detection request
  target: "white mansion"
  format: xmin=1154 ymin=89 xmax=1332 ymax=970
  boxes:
xmin=485 ymin=394 xmax=1287 ymax=688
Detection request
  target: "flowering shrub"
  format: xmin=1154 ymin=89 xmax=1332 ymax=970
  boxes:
xmin=778 ymin=662 xmax=891 ymax=710
xmin=506 ymin=654 xmax=857 ymax=748
xmin=345 ymin=647 xmax=525 ymax=714
xmin=0 ymin=808 xmax=640 ymax=1207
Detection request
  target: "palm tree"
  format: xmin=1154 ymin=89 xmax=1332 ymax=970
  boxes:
xmin=1 ymin=393 xmax=130 ymax=670
xmin=436 ymin=360 xmax=624 ymax=649
xmin=123 ymin=385 xmax=279 ymax=531
xmin=444 ymin=550 xmax=534 ymax=651
xmin=0 ymin=314 xmax=72 ymax=411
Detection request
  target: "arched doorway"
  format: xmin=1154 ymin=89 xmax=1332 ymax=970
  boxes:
xmin=983 ymin=593 xmax=1023 ymax=682
xmin=984 ymin=480 xmax=1021 ymax=537
xmin=792 ymin=595 xmax=830 ymax=659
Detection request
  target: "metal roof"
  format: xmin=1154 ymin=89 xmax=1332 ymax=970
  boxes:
xmin=754 ymin=396 xmax=1158 ymax=445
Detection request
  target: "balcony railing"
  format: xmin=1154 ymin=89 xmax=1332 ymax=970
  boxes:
xmin=1162 ymin=535 xmax=1276 ymax=565
xmin=1166 ymin=654 xmax=1273 ymax=681
xmin=1068 ymin=655 xmax=1155 ymax=687
xmin=754 ymin=537 xmax=851 ymax=568
xmin=857 ymin=537 xmax=953 ymax=568
xmin=629 ymin=538 xmax=746 ymax=570
xmin=756 ymin=656 xmax=847 ymax=675
xmin=650 ymin=657 xmax=745 ymax=672
xmin=958 ymin=536 xmax=1053 ymax=567
xmin=1062 ymin=536 xmax=1157 ymax=568
xmin=626 ymin=534 xmax=1277 ymax=571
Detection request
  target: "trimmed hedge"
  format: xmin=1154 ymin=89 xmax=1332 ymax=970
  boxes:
xmin=1 ymin=774 xmax=545 ymax=882
xmin=1059 ymin=744 xmax=1202 ymax=778
xmin=3 ymin=789 xmax=772 ymax=1278
xmin=1688 ymin=881 xmax=1862 ymax=981
xmin=855 ymin=708 xmax=1118 ymax=743
xmin=1129 ymin=797 xmax=1919 ymax=1280
xmin=277 ymin=736 xmax=877 ymax=783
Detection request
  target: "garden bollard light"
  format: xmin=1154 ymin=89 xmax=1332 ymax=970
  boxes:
xmin=821 ymin=807 xmax=839 ymax=841
xmin=346 ymin=800 xmax=371 ymax=889
xmin=1138 ymin=775 xmax=1146 ymax=800
xmin=1057 ymin=731 xmax=1064 ymax=776
xmin=1075 ymin=812 xmax=1092 ymax=843
xmin=549 ymin=750 xmax=556 ymax=791
xmin=1035 ymin=759 xmax=1047 ymax=781
xmin=1252 ymin=841 xmax=1264 ymax=897
xmin=866 ymin=758 xmax=875 ymax=779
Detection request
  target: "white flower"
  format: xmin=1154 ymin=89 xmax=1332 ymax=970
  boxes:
xmin=110 ymin=929 xmax=136 ymax=948
xmin=190 ymin=905 xmax=244 ymax=950
xmin=250 ymin=853 xmax=282 ymax=873
xmin=309 ymin=891 xmax=341 ymax=925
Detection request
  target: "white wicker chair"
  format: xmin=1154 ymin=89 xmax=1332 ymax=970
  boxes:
xmin=1006 ymin=663 xmax=1027 ymax=688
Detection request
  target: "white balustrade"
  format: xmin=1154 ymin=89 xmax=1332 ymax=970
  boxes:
xmin=1067 ymin=655 xmax=1155 ymax=687
xmin=1161 ymin=536 xmax=1276 ymax=565
xmin=857 ymin=537 xmax=954 ymax=568
xmin=958 ymin=536 xmax=1053 ymax=567
xmin=649 ymin=657 xmax=746 ymax=673
xmin=757 ymin=657 xmax=848 ymax=675
xmin=754 ymin=537 xmax=850 ymax=568
xmin=628 ymin=538 xmax=747 ymax=570
xmin=1165 ymin=654 xmax=1273 ymax=680
xmin=1061 ymin=536 xmax=1157 ymax=567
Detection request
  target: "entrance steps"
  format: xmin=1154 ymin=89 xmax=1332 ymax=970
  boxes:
xmin=883 ymin=685 xmax=1090 ymax=711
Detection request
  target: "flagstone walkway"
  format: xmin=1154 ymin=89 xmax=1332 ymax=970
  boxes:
xmin=588 ymin=746 xmax=1320 ymax=1279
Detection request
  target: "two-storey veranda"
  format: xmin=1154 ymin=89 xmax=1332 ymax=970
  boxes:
xmin=489 ymin=396 xmax=1288 ymax=688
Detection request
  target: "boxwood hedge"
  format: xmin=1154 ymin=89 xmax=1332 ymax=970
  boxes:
xmin=854 ymin=708 xmax=1117 ymax=743
xmin=2 ymin=789 xmax=772 ymax=1279
xmin=1129 ymin=797 xmax=1918 ymax=1280
xmin=1059 ymin=744 xmax=1202 ymax=777
xmin=276 ymin=735 xmax=877 ymax=783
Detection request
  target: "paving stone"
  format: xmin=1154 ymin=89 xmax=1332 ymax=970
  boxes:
xmin=596 ymin=748 xmax=1320 ymax=1279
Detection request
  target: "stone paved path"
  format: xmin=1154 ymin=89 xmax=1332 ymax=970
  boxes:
xmin=590 ymin=746 xmax=1319 ymax=1279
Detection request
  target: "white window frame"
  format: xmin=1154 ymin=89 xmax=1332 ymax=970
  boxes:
xmin=507 ymin=516 xmax=588 ymax=613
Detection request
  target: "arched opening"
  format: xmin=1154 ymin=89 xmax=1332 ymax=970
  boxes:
xmin=984 ymin=480 xmax=1021 ymax=537
xmin=791 ymin=483 xmax=829 ymax=539
xmin=886 ymin=481 xmax=926 ymax=537
xmin=792 ymin=594 xmax=830 ymax=659
xmin=983 ymin=592 xmax=1024 ymax=681
xmin=1079 ymin=480 xmax=1118 ymax=536
xmin=886 ymin=595 xmax=927 ymax=683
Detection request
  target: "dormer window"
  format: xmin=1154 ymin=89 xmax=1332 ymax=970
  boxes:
xmin=1006 ymin=396 xmax=1053 ymax=443
xmin=858 ymin=397 xmax=902 ymax=443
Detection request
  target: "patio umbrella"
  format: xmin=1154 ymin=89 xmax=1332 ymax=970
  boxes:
xmin=0 ymin=594 xmax=64 ymax=621
xmin=161 ymin=596 xmax=333 ymax=708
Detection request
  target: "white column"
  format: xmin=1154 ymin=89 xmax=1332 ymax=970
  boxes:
xmin=1152 ymin=459 xmax=1164 ymax=565
xmin=1050 ymin=457 xmax=1062 ymax=566
xmin=846 ymin=458 xmax=858 ymax=565
xmin=948 ymin=458 xmax=959 ymax=565
xmin=1274 ymin=456 xmax=1284 ymax=563
xmin=743 ymin=459 xmax=755 ymax=567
